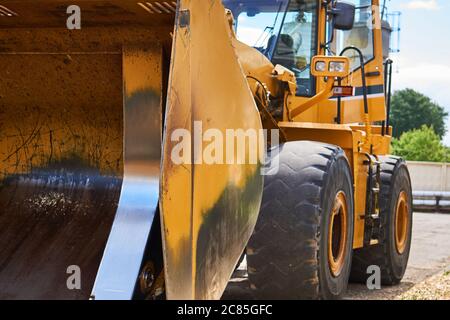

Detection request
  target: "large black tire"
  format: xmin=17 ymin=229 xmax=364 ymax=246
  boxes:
xmin=350 ymin=157 xmax=413 ymax=285
xmin=247 ymin=141 xmax=354 ymax=300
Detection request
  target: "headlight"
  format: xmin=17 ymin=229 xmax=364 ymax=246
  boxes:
xmin=315 ymin=61 xmax=326 ymax=72
xmin=329 ymin=61 xmax=346 ymax=73
xmin=311 ymin=55 xmax=350 ymax=77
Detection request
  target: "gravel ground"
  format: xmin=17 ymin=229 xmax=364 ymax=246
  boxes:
xmin=346 ymin=212 xmax=450 ymax=300
xmin=397 ymin=268 xmax=450 ymax=300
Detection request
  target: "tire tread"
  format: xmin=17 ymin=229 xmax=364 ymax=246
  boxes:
xmin=247 ymin=141 xmax=346 ymax=299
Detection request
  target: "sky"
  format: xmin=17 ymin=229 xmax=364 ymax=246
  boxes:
xmin=388 ymin=0 xmax=450 ymax=145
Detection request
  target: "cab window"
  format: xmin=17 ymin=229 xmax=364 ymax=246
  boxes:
xmin=272 ymin=1 xmax=318 ymax=96
xmin=223 ymin=0 xmax=318 ymax=97
xmin=331 ymin=0 xmax=374 ymax=70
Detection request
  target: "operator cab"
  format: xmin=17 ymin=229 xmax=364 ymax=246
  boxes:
xmin=223 ymin=0 xmax=318 ymax=97
xmin=223 ymin=0 xmax=376 ymax=102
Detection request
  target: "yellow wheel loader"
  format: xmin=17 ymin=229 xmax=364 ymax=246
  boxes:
xmin=0 ymin=0 xmax=412 ymax=300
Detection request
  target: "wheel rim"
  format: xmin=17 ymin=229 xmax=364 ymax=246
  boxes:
xmin=395 ymin=191 xmax=409 ymax=255
xmin=328 ymin=191 xmax=348 ymax=278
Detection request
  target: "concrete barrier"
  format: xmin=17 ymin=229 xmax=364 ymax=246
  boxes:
xmin=407 ymin=161 xmax=450 ymax=192
xmin=407 ymin=161 xmax=450 ymax=212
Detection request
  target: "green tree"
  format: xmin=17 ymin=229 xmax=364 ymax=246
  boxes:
xmin=391 ymin=126 xmax=448 ymax=162
xmin=390 ymin=89 xmax=448 ymax=139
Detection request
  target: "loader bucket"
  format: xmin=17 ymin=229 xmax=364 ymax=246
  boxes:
xmin=0 ymin=0 xmax=174 ymax=299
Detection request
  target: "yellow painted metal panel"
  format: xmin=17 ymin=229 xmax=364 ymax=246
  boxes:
xmin=161 ymin=0 xmax=264 ymax=300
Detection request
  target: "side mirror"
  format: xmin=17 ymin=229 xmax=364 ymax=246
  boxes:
xmin=332 ymin=2 xmax=355 ymax=31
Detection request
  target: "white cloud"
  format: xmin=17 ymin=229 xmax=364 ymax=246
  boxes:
xmin=403 ymin=0 xmax=440 ymax=10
